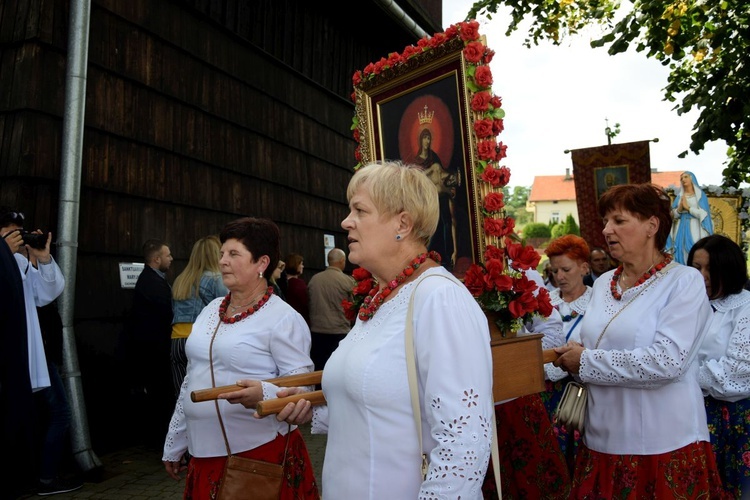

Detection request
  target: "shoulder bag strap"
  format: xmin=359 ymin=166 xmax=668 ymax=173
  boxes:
xmin=406 ymin=273 xmax=502 ymax=499
xmin=210 ymin=320 xmax=291 ymax=461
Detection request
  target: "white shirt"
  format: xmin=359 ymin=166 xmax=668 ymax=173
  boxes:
xmin=15 ymin=253 xmax=64 ymax=390
xmin=311 ymin=267 xmax=494 ymax=499
xmin=545 ymin=286 xmax=592 ymax=382
xmin=162 ymin=294 xmax=314 ymax=461
xmin=579 ymin=263 xmax=711 ymax=454
xmin=697 ymin=289 xmax=750 ymax=402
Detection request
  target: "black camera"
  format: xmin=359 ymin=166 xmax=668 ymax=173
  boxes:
xmin=20 ymin=230 xmax=48 ymax=250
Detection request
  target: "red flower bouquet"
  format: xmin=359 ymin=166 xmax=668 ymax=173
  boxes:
xmin=464 ymin=238 xmax=554 ymax=335
xmin=341 ymin=267 xmax=375 ymax=323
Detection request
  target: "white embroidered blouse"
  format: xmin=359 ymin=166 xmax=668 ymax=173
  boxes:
xmin=578 ymin=264 xmax=712 ymax=455
xmin=310 ymin=267 xmax=494 ymax=499
xmin=697 ymin=289 xmax=750 ymax=402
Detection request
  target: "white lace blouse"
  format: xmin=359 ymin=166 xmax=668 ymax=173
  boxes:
xmin=697 ymin=289 xmax=750 ymax=402
xmin=162 ymin=294 xmax=314 ymax=461
xmin=311 ymin=267 xmax=494 ymax=499
xmin=545 ymin=286 xmax=593 ymax=382
xmin=578 ymin=264 xmax=712 ymax=455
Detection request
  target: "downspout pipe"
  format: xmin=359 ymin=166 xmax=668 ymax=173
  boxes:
xmin=372 ymin=0 xmax=430 ymax=39
xmin=57 ymin=0 xmax=102 ymax=472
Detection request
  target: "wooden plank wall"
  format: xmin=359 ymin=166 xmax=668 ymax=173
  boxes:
xmin=0 ymin=0 xmax=431 ymax=451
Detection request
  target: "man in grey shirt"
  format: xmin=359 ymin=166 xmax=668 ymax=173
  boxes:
xmin=308 ymin=248 xmax=356 ymax=373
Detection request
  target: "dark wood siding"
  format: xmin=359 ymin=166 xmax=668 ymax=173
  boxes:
xmin=0 ymin=0 xmax=441 ymax=452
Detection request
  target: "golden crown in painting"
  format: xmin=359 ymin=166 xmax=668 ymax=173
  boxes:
xmin=418 ymin=105 xmax=434 ymax=125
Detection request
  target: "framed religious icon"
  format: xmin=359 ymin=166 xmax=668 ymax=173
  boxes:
xmin=352 ymin=36 xmax=484 ymax=279
xmin=594 ymin=165 xmax=630 ymax=200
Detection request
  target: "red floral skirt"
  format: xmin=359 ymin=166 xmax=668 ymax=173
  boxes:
xmin=571 ymin=440 xmax=730 ymax=499
xmin=482 ymin=393 xmax=571 ymax=499
xmin=183 ymin=428 xmax=320 ymax=500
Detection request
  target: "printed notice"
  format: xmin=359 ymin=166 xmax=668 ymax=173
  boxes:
xmin=119 ymin=263 xmax=145 ymax=289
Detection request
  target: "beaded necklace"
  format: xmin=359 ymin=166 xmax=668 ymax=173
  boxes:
xmin=610 ymin=253 xmax=673 ymax=300
xmin=358 ymin=251 xmax=441 ymax=321
xmin=218 ymin=286 xmax=274 ymax=324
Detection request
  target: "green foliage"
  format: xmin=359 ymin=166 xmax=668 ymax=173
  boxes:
xmin=523 ymin=222 xmax=551 ymax=238
xmin=502 ymin=185 xmax=532 ymax=226
xmin=466 ymin=0 xmax=749 ymax=186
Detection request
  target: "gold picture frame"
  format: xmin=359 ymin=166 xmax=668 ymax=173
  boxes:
xmin=353 ymin=37 xmax=484 ymax=278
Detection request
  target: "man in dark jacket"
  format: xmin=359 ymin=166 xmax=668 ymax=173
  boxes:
xmin=128 ymin=239 xmax=174 ymax=447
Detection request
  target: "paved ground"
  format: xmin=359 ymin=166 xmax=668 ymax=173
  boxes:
xmin=18 ymin=424 xmax=327 ymax=499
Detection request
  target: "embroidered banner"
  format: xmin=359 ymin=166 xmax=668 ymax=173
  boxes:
xmin=570 ymin=141 xmax=652 ymax=249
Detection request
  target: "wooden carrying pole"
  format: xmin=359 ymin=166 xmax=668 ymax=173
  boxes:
xmin=191 ymin=349 xmax=561 ymax=417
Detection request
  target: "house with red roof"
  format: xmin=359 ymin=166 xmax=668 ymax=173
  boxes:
xmin=526 ymin=169 xmax=682 ymax=225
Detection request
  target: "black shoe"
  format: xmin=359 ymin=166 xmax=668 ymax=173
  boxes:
xmin=37 ymin=478 xmax=83 ymax=496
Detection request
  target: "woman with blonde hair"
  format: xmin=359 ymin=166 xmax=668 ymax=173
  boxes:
xmin=276 ymin=161 xmax=494 ymax=498
xmin=170 ymin=235 xmax=227 ymax=396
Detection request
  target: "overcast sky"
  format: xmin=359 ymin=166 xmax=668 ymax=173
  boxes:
xmin=441 ymin=0 xmax=730 ymax=189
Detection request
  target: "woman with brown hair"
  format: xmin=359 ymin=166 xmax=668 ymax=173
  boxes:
xmin=283 ymin=253 xmax=309 ymax=324
xmin=554 ymin=183 xmax=725 ymax=497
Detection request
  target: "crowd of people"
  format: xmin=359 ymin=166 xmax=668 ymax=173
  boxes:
xmin=5 ymin=164 xmax=749 ymax=499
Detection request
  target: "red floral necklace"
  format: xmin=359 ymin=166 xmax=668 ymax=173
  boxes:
xmin=610 ymin=254 xmax=672 ymax=300
xmin=358 ymin=251 xmax=441 ymax=321
xmin=218 ymin=286 xmax=273 ymax=324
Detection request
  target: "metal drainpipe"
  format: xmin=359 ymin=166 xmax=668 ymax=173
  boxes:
xmin=57 ymin=0 xmax=102 ymax=472
xmin=373 ymin=0 xmax=430 ymax=39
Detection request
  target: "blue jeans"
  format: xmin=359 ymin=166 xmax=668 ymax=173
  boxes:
xmin=36 ymin=361 xmax=72 ymax=482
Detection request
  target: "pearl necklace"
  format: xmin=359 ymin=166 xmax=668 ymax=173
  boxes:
xmin=218 ymin=287 xmax=273 ymax=324
xmin=610 ymin=253 xmax=672 ymax=300
xmin=358 ymin=251 xmax=441 ymax=321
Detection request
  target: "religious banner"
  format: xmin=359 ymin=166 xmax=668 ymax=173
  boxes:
xmin=570 ymin=140 xmax=652 ymax=249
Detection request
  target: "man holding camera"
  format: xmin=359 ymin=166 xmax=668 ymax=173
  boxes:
xmin=1 ymin=207 xmax=81 ymax=496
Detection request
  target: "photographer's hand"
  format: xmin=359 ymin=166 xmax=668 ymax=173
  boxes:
xmin=2 ymin=229 xmax=23 ymax=254
xmin=28 ymin=230 xmax=52 ymax=264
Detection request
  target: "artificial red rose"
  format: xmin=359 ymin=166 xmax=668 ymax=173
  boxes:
xmin=509 ymin=291 xmax=538 ymax=318
xmin=354 ymin=147 xmax=362 ymax=162
xmin=350 ymin=90 xmax=356 ymax=102
xmin=402 ymin=45 xmax=422 ymax=59
xmin=387 ymin=51 xmax=402 ymax=67
xmin=496 ymin=166 xmax=511 ymax=186
xmin=430 ymin=32 xmax=448 ymax=48
xmin=463 ymin=264 xmax=487 ymax=296
xmin=481 ymin=165 xmax=502 ymax=187
xmin=492 ymin=118 xmax=505 ymax=135
xmin=536 ymin=287 xmax=554 ymax=317
xmin=417 ymin=37 xmax=430 ymax=49
xmin=459 ymin=20 xmax=480 ymax=41
xmin=373 ymin=57 xmax=387 ymax=75
xmin=483 ymin=192 xmax=505 ymax=212
xmin=477 ymin=139 xmax=498 ymax=161
xmin=352 ymin=71 xmax=362 ymax=87
xmin=490 ymin=95 xmax=503 ymax=109
xmin=444 ymin=25 xmax=459 ymax=39
xmin=363 ymin=62 xmax=376 ymax=77
xmin=471 ymin=91 xmax=492 ymax=112
xmin=506 ymin=241 xmax=541 ymax=270
xmin=474 ymin=66 xmax=493 ymax=88
xmin=353 ymin=128 xmax=360 ymax=142
xmin=496 ymin=141 xmax=508 ymax=160
xmin=463 ymin=41 xmax=485 ymax=64
xmin=486 ymin=272 xmax=513 ymax=293
xmin=497 ymin=216 xmax=516 ymax=236
xmin=473 ymin=118 xmax=494 ymax=139
xmin=484 ymin=48 xmax=495 ymax=64
xmin=512 ymin=273 xmax=538 ymax=294
xmin=341 ymin=300 xmax=356 ymax=322
xmin=352 ymin=267 xmax=372 ymax=281
xmin=483 ymin=216 xmax=506 ymax=237
xmin=484 ymin=244 xmax=504 ymax=261
xmin=484 ymin=257 xmax=505 ymax=279
xmin=353 ymin=277 xmax=375 ymax=296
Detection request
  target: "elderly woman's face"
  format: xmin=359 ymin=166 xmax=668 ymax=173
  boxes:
xmin=601 ymin=208 xmax=655 ymax=263
xmin=219 ymin=238 xmax=261 ymax=291
xmin=549 ymin=254 xmax=589 ymax=295
xmin=341 ymin=186 xmax=392 ymax=267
